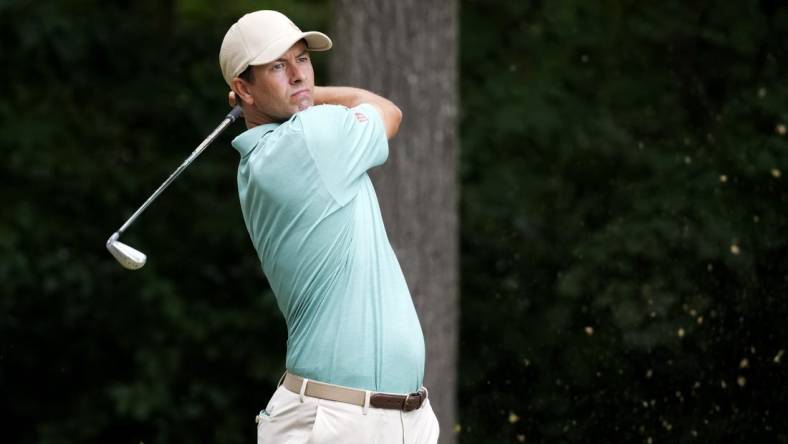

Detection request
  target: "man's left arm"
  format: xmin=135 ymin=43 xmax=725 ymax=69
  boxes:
xmin=227 ymin=88 xmax=402 ymax=140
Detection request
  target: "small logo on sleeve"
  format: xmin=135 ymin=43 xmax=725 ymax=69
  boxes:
xmin=355 ymin=112 xmax=368 ymax=123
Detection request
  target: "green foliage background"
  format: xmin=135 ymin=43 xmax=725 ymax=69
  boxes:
xmin=1 ymin=0 xmax=787 ymax=443
xmin=460 ymin=1 xmax=788 ymax=442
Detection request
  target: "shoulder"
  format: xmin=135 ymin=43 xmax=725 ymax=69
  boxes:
xmin=296 ymin=104 xmax=350 ymax=126
xmin=297 ymin=104 xmax=383 ymax=135
xmin=298 ymin=104 xmax=381 ymax=124
xmin=293 ymin=105 xmax=349 ymax=145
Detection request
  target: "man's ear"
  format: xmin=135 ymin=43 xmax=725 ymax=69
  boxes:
xmin=231 ymin=77 xmax=255 ymax=106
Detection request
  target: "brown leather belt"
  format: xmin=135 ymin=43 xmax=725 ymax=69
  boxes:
xmin=281 ymin=372 xmax=427 ymax=412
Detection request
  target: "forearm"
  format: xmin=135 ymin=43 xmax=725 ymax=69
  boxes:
xmin=314 ymin=86 xmax=402 ymax=139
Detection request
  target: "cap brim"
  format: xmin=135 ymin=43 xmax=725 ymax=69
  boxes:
xmin=303 ymin=31 xmax=332 ymax=51
xmin=248 ymin=31 xmax=332 ymax=67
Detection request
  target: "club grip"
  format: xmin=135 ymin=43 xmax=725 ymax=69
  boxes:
xmin=226 ymin=105 xmax=243 ymax=122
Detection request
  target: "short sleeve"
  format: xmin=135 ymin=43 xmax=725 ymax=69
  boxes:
xmin=298 ymin=104 xmax=389 ymax=205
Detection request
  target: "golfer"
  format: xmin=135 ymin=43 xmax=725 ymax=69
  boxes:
xmin=219 ymin=10 xmax=439 ymax=444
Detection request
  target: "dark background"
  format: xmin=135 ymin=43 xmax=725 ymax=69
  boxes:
xmin=2 ymin=0 xmax=787 ymax=443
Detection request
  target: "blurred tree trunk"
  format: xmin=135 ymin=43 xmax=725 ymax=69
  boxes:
xmin=330 ymin=1 xmax=459 ymax=443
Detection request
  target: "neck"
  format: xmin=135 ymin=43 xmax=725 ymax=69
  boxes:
xmin=243 ymin=112 xmax=272 ymax=130
xmin=241 ymin=104 xmax=283 ymax=129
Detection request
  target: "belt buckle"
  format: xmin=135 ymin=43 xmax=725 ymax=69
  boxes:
xmin=402 ymin=391 xmax=423 ymax=412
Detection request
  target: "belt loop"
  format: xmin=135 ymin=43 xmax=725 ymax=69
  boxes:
xmin=277 ymin=371 xmax=287 ymax=388
xmin=403 ymin=393 xmax=410 ymax=411
xmin=299 ymin=378 xmax=309 ymax=403
xmin=421 ymin=386 xmax=429 ymax=400
xmin=362 ymin=390 xmax=371 ymax=415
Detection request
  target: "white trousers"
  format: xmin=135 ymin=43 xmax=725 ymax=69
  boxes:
xmin=256 ymin=385 xmax=440 ymax=444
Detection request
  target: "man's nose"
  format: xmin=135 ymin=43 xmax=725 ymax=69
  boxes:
xmin=290 ymin=64 xmax=306 ymax=84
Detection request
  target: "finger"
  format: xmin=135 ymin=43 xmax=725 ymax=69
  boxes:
xmin=228 ymin=91 xmax=237 ymax=107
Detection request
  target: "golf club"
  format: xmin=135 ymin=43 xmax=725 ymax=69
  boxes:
xmin=106 ymin=105 xmax=243 ymax=270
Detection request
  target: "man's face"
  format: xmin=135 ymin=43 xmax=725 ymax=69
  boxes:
xmin=247 ymin=41 xmax=315 ymax=122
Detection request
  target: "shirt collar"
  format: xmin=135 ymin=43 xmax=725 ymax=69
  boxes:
xmin=231 ymin=123 xmax=279 ymax=158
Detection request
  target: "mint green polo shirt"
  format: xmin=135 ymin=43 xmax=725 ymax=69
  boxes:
xmin=232 ymin=104 xmax=425 ymax=394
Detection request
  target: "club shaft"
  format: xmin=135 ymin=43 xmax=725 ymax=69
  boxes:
xmin=116 ymin=106 xmax=242 ymax=235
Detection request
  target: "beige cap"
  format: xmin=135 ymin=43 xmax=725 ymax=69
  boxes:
xmin=219 ymin=10 xmax=332 ymax=86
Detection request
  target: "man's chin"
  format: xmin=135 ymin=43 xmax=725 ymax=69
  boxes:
xmin=295 ymin=97 xmax=314 ymax=111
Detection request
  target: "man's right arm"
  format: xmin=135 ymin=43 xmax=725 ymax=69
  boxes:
xmin=313 ymin=86 xmax=402 ymax=140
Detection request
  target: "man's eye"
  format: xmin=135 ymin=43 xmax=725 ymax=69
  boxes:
xmin=298 ymin=56 xmax=309 ymax=63
xmin=272 ymin=63 xmax=284 ymax=71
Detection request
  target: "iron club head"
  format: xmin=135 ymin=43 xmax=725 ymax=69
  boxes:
xmin=106 ymin=232 xmax=147 ymax=270
xmin=105 ymin=106 xmax=241 ymax=270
